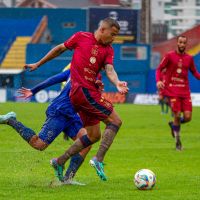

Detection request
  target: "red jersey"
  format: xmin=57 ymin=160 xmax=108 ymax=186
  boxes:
xmin=156 ymin=50 xmax=200 ymax=97
xmin=64 ymin=31 xmax=114 ymax=93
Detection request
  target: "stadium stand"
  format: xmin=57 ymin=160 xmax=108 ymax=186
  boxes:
xmin=0 ymin=17 xmax=44 ymax=69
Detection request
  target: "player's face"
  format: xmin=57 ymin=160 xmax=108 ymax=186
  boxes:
xmin=100 ymin=26 xmax=119 ymax=45
xmin=177 ymin=37 xmax=187 ymax=53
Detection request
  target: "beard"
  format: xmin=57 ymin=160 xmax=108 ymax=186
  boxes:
xmin=178 ymin=47 xmax=185 ymax=53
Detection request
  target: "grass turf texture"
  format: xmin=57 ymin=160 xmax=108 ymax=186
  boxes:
xmin=0 ymin=102 xmax=200 ymax=200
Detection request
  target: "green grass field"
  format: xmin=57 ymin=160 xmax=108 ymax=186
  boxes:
xmin=0 ymin=102 xmax=200 ymax=200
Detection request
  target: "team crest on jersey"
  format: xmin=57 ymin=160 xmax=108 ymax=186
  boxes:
xmin=91 ymin=46 xmax=98 ymax=56
xmin=90 ymin=57 xmax=96 ymax=64
xmin=177 ymin=68 xmax=182 ymax=74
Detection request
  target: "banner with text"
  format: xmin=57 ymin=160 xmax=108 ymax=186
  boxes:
xmin=89 ymin=8 xmax=139 ymax=43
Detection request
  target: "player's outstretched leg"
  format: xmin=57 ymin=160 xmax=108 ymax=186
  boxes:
xmin=50 ymin=158 xmax=64 ymax=182
xmin=89 ymin=156 xmax=107 ymax=181
xmin=0 ymin=112 xmax=16 ymax=124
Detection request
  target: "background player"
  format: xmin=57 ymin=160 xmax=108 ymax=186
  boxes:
xmin=156 ymin=35 xmax=200 ymax=150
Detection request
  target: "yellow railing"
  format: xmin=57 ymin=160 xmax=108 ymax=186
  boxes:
xmin=0 ymin=36 xmax=31 ymax=69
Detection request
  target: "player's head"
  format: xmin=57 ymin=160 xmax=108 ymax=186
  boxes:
xmin=177 ymin=35 xmax=187 ymax=53
xmin=96 ymin=17 xmax=120 ymax=45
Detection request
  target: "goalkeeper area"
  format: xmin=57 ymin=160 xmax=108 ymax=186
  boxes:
xmin=0 ymin=103 xmax=200 ymax=200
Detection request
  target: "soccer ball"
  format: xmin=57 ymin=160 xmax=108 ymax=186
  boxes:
xmin=134 ymin=169 xmax=156 ymax=190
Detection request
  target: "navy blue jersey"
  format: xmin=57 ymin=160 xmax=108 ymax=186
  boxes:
xmin=31 ymin=70 xmax=78 ymax=119
xmin=30 ymin=69 xmax=83 ymax=144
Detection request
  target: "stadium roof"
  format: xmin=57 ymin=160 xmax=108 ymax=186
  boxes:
xmin=16 ymin=0 xmax=97 ymax=8
xmin=47 ymin=0 xmax=96 ymax=8
xmin=16 ymin=0 xmax=122 ymax=8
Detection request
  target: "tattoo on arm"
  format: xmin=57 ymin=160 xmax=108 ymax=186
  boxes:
xmin=105 ymin=64 xmax=119 ymax=85
xmin=105 ymin=64 xmax=114 ymax=72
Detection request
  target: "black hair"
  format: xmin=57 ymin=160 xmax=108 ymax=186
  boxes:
xmin=177 ymin=35 xmax=187 ymax=41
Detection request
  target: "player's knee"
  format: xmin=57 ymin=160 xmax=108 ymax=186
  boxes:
xmin=184 ymin=115 xmax=192 ymax=122
xmin=92 ymin=133 xmax=101 ymax=142
xmin=37 ymin=145 xmax=48 ymax=151
xmin=87 ymin=134 xmax=100 ymax=143
xmin=76 ymin=128 xmax=87 ymax=138
xmin=29 ymin=136 xmax=48 ymax=151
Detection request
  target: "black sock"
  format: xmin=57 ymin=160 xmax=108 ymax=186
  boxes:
xmin=64 ymin=154 xmax=84 ymax=181
xmin=7 ymin=118 xmax=36 ymax=142
xmin=159 ymin=99 xmax=164 ymax=113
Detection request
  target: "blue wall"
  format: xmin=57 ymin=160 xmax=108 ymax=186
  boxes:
xmin=0 ymin=8 xmax=87 ymax=44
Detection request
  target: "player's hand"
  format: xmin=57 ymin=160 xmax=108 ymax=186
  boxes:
xmin=17 ymin=87 xmax=33 ymax=99
xmin=157 ymin=81 xmax=164 ymax=89
xmin=95 ymin=80 xmax=104 ymax=92
xmin=116 ymin=81 xmax=129 ymax=94
xmin=24 ymin=62 xmax=39 ymax=71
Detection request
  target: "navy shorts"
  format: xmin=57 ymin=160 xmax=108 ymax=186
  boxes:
xmin=38 ymin=115 xmax=83 ymax=144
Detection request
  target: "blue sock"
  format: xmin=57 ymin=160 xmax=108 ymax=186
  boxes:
xmin=172 ymin=124 xmax=180 ymax=137
xmin=180 ymin=117 xmax=185 ymax=124
xmin=64 ymin=154 xmax=84 ymax=180
xmin=7 ymin=118 xmax=36 ymax=142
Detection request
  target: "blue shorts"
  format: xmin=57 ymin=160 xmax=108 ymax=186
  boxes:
xmin=38 ymin=115 xmax=83 ymax=144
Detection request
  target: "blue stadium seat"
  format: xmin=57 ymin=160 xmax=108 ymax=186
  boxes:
xmin=0 ymin=18 xmax=41 ymax=64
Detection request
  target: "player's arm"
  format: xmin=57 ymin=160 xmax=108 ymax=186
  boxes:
xmin=18 ymin=70 xmax=70 ymax=99
xmin=24 ymin=43 xmax=68 ymax=71
xmin=189 ymin=58 xmax=200 ymax=79
xmin=156 ymin=55 xmax=169 ymax=89
xmin=105 ymin=64 xmax=128 ymax=94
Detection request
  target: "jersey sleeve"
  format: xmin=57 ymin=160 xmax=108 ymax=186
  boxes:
xmin=64 ymin=32 xmax=80 ymax=50
xmin=156 ymin=54 xmax=169 ymax=82
xmin=189 ymin=57 xmax=200 ymax=80
xmin=31 ymin=70 xmax=70 ymax=95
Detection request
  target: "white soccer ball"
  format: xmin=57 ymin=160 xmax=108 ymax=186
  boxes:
xmin=134 ymin=169 xmax=156 ymax=190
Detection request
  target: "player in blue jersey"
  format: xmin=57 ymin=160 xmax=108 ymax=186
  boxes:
xmin=0 ymin=68 xmax=101 ymax=185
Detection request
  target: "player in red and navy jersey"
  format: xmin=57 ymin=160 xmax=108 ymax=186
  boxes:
xmin=24 ymin=18 xmax=128 ymax=181
xmin=156 ymin=35 xmax=200 ymax=150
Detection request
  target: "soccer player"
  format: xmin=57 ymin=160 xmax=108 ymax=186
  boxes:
xmin=24 ymin=17 xmax=129 ymax=181
xmin=0 ymin=69 xmax=98 ymax=185
xmin=156 ymin=35 xmax=200 ymax=150
xmin=157 ymin=68 xmax=169 ymax=114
